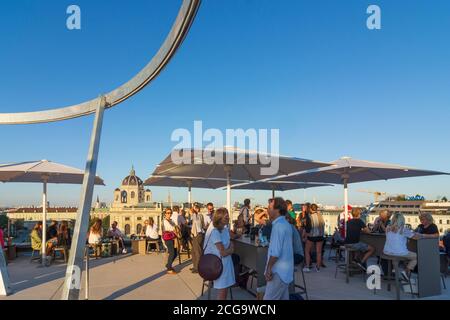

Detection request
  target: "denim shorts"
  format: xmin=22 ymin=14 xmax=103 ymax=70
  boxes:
xmin=347 ymin=242 xmax=369 ymax=252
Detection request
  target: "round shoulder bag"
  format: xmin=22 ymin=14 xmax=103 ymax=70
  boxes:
xmin=198 ymin=232 xmax=223 ymax=281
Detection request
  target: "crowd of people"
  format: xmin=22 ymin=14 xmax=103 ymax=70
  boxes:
xmin=335 ymin=207 xmax=444 ymax=282
xmin=4 ymin=197 xmax=447 ymax=300
xmin=88 ymin=219 xmax=127 ymax=254
xmin=30 ymin=220 xmax=71 ymax=259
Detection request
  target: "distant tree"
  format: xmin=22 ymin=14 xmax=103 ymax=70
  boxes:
xmin=442 ymin=196 xmax=448 ymax=202
xmin=102 ymin=215 xmax=111 ymax=234
xmin=0 ymin=215 xmax=8 ymax=229
xmin=395 ymin=195 xmax=406 ymax=201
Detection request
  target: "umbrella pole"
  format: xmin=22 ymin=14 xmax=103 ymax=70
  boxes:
xmin=188 ymin=185 xmax=192 ymax=209
xmin=62 ymin=96 xmax=106 ymax=300
xmin=272 ymin=188 xmax=275 ymax=199
xmin=41 ymin=180 xmax=47 ymax=266
xmin=343 ymin=179 xmax=349 ymax=238
xmin=225 ymin=169 xmax=231 ymax=216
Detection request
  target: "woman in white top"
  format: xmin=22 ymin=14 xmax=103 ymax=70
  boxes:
xmin=383 ymin=212 xmax=419 ymax=281
xmin=162 ymin=208 xmax=179 ymax=274
xmin=145 ymin=217 xmax=159 ymax=240
xmin=88 ymin=218 xmax=103 ymax=244
xmin=203 ymin=207 xmax=235 ymax=300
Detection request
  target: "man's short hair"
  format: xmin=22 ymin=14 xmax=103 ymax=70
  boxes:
xmin=193 ymin=203 xmax=200 ymax=210
xmin=286 ymin=200 xmax=292 ymax=206
xmin=351 ymin=208 xmax=362 ymax=218
xmin=173 ymin=205 xmax=180 ymax=212
xmin=206 ymin=202 xmax=214 ymax=207
xmin=244 ymin=199 xmax=251 ymax=206
xmin=271 ymin=197 xmax=287 ymax=215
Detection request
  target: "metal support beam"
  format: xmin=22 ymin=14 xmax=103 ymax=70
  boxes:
xmin=41 ymin=179 xmax=48 ymax=266
xmin=61 ymin=96 xmax=106 ymax=300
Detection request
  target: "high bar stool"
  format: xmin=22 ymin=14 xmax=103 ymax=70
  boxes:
xmin=381 ymin=253 xmax=415 ymax=300
xmin=201 ymin=280 xmax=233 ymax=300
xmin=334 ymin=245 xmax=362 ymax=283
xmin=293 ymin=263 xmax=309 ymax=300
xmin=146 ymin=239 xmax=161 ymax=254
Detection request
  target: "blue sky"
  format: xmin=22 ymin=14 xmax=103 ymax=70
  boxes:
xmin=0 ymin=0 xmax=449 ymax=207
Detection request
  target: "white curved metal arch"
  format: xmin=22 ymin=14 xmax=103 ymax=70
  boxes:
xmin=0 ymin=0 xmax=201 ymax=125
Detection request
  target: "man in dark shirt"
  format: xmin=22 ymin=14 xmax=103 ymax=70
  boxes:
xmin=47 ymin=220 xmax=58 ymax=240
xmin=345 ymin=208 xmax=375 ymax=270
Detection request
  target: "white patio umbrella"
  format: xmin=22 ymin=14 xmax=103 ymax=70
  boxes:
xmin=271 ymin=156 xmax=449 ymax=235
xmin=144 ymin=175 xmax=246 ymax=206
xmin=230 ymin=180 xmax=333 ymax=198
xmin=0 ymin=160 xmax=105 ymax=265
xmin=152 ymin=148 xmax=330 ymax=214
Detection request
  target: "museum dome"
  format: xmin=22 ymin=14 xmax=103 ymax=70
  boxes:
xmin=121 ymin=166 xmax=143 ymax=186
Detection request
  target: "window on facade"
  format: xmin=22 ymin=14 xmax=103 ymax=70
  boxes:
xmin=137 ymin=217 xmax=142 ymax=221
xmin=121 ymin=191 xmax=127 ymax=203
xmin=146 ymin=195 xmax=150 ymax=202
xmin=136 ymin=224 xmax=142 ymax=235
xmin=125 ymin=224 xmax=131 ymax=235
xmin=131 ymin=191 xmax=135 ymax=199
xmin=439 ymin=219 xmax=442 ymax=224
xmin=125 ymin=217 xmax=130 ymax=221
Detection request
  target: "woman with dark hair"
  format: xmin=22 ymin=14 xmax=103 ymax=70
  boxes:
xmin=58 ymin=221 xmax=71 ymax=247
xmin=162 ymin=208 xmax=179 ymax=274
xmin=203 ymin=207 xmax=235 ymax=300
xmin=297 ymin=202 xmax=310 ymax=234
xmin=88 ymin=219 xmax=103 ymax=245
xmin=303 ymin=203 xmax=325 ymax=272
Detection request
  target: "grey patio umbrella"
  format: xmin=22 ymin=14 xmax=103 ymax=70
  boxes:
xmin=152 ymin=148 xmax=330 ymax=213
xmin=0 ymin=160 xmax=105 ymax=265
xmin=144 ymin=175 xmax=246 ymax=206
xmin=230 ymin=180 xmax=333 ymax=198
xmin=271 ymin=156 xmax=449 ymax=235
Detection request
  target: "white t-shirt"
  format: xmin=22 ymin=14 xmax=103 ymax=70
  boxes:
xmin=145 ymin=224 xmax=159 ymax=239
xmin=88 ymin=232 xmax=102 ymax=244
xmin=203 ymin=212 xmax=213 ymax=229
xmin=163 ymin=219 xmax=175 ymax=232
xmin=171 ymin=211 xmax=180 ymax=226
xmin=383 ymin=228 xmax=414 ymax=256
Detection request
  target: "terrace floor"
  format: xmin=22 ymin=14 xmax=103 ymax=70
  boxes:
xmin=1 ymin=251 xmax=449 ymax=300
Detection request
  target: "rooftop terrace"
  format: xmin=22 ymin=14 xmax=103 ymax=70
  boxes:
xmin=1 ymin=251 xmax=448 ymax=300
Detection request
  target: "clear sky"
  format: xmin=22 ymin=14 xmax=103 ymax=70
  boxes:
xmin=0 ymin=0 xmax=449 ymax=208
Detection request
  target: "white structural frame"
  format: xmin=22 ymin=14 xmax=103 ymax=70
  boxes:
xmin=0 ymin=0 xmax=201 ymax=300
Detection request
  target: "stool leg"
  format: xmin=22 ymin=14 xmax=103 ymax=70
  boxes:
xmin=387 ymin=260 xmax=392 ymax=291
xmin=229 ymin=287 xmax=233 ymax=300
xmin=393 ymin=260 xmax=400 ymax=300
xmin=442 ymin=275 xmax=447 ymax=290
xmin=201 ymin=280 xmax=205 ymax=296
xmin=207 ymin=281 xmax=212 ymax=300
xmin=301 ymin=267 xmax=309 ymax=300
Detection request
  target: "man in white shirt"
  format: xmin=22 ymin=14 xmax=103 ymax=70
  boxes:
xmin=203 ymin=202 xmax=214 ymax=230
xmin=108 ymin=221 xmax=127 ymax=254
xmin=264 ymin=197 xmax=293 ymax=300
